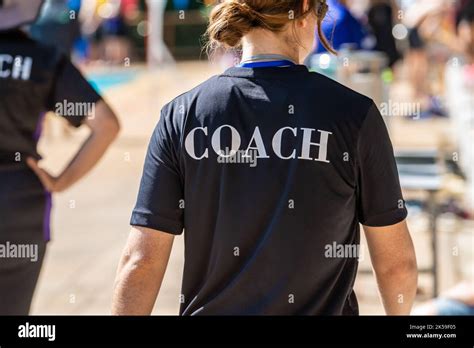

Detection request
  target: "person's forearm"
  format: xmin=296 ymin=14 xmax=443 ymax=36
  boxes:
xmin=55 ymin=128 xmax=117 ymax=191
xmin=375 ymin=263 xmax=418 ymax=315
xmin=55 ymin=102 xmax=119 ymax=191
xmin=112 ymin=228 xmax=174 ymax=315
xmin=112 ymin=258 xmax=162 ymax=315
xmin=364 ymin=221 xmax=418 ymax=315
xmin=26 ymin=102 xmax=119 ymax=192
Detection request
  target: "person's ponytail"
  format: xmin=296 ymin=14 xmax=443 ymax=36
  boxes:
xmin=207 ymin=1 xmax=257 ymax=48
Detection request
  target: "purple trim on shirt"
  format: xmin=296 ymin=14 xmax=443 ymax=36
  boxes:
xmin=33 ymin=111 xmax=52 ymax=241
xmin=33 ymin=112 xmax=46 ymax=142
xmin=43 ymin=191 xmax=52 ymax=242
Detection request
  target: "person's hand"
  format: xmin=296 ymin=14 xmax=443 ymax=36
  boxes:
xmin=26 ymin=157 xmax=64 ymax=192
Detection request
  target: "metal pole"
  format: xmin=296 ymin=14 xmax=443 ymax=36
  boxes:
xmin=146 ymin=0 xmax=174 ymax=67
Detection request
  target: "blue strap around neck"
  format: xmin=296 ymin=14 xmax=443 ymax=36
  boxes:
xmin=238 ymin=60 xmax=296 ymax=68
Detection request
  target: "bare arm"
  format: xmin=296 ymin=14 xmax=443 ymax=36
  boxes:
xmin=363 ymin=219 xmax=418 ymax=315
xmin=112 ymin=226 xmax=174 ymax=315
xmin=27 ymin=100 xmax=120 ymax=192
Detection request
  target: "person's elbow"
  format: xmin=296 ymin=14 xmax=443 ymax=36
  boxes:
xmin=104 ymin=113 xmax=121 ymax=139
xmin=365 ymin=221 xmax=418 ymax=285
xmin=99 ymin=108 xmax=120 ymax=139
xmin=89 ymin=100 xmax=121 ymax=140
xmin=119 ymin=246 xmax=161 ymax=277
xmin=375 ymin=251 xmax=418 ymax=283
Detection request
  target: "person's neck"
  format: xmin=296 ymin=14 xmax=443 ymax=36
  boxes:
xmin=241 ymin=30 xmax=301 ymax=64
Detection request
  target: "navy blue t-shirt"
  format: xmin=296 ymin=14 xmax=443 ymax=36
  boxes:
xmin=131 ymin=64 xmax=407 ymax=315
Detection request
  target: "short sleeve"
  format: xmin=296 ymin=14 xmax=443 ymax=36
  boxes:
xmin=130 ymin=110 xmax=184 ymax=235
xmin=46 ymin=55 xmax=102 ymax=127
xmin=357 ymin=103 xmax=407 ymax=226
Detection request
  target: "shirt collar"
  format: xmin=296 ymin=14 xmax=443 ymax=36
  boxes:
xmin=221 ymin=64 xmax=310 ymax=79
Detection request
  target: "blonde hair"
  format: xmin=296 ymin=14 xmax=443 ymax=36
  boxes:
xmin=206 ymin=0 xmax=336 ymax=54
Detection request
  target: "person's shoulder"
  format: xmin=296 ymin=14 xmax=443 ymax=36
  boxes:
xmin=16 ymin=35 xmax=64 ymax=65
xmin=307 ymin=71 xmax=374 ymax=112
xmin=35 ymin=41 xmax=63 ymax=62
xmin=1 ymin=33 xmax=64 ymax=70
xmin=157 ymin=76 xmax=223 ymax=136
xmin=161 ymin=74 xmax=223 ymax=114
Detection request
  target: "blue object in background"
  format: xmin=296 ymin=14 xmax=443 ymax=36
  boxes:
xmin=87 ymin=70 xmax=140 ymax=93
xmin=436 ymin=298 xmax=474 ymax=316
xmin=30 ymin=0 xmax=82 ymax=55
xmin=68 ymin=0 xmax=81 ymax=12
xmin=316 ymin=0 xmax=367 ymax=53
xmin=73 ymin=36 xmax=89 ymax=61
xmin=173 ymin=0 xmax=190 ymax=10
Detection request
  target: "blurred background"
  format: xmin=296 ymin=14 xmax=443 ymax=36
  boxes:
xmin=26 ymin=0 xmax=473 ymax=314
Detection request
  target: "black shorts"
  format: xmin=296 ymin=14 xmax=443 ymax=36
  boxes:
xmin=0 ymin=242 xmax=46 ymax=314
xmin=0 ymin=166 xmax=51 ymax=314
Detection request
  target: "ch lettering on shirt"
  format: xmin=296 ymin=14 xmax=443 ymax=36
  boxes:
xmin=185 ymin=125 xmax=332 ymax=163
xmin=0 ymin=54 xmax=33 ymax=80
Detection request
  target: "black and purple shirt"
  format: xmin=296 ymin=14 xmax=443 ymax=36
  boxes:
xmin=0 ymin=30 xmax=101 ymax=242
xmin=0 ymin=30 xmax=101 ymax=163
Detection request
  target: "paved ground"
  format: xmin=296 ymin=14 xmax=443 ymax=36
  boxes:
xmin=30 ymin=61 xmax=471 ymax=315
